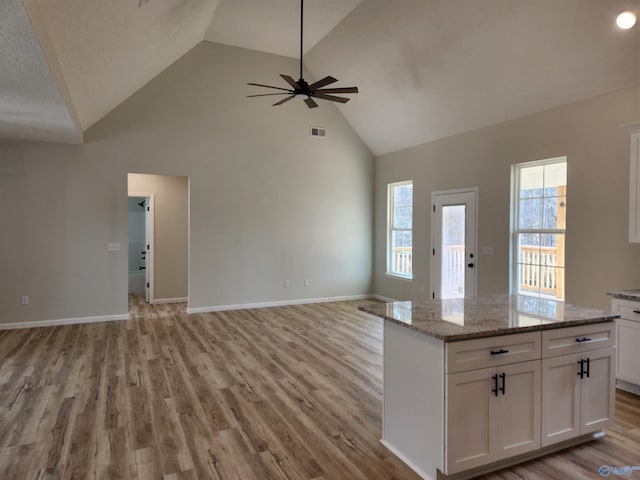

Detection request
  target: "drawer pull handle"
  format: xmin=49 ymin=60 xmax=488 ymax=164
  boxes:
xmin=499 ymin=372 xmax=506 ymax=395
xmin=585 ymin=358 xmax=590 ymax=378
xmin=490 ymin=348 xmax=509 ymax=355
xmin=577 ymin=359 xmax=584 ymax=379
xmin=491 ymin=374 xmax=499 ymax=397
xmin=575 ymin=337 xmax=591 ymax=343
xmin=633 ymin=310 xmax=640 ymax=314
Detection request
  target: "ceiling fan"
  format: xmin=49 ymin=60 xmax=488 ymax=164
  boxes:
xmin=246 ymin=0 xmax=358 ymax=109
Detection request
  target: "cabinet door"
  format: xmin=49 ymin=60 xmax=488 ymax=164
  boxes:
xmin=581 ymin=346 xmax=616 ymax=434
xmin=445 ymin=367 xmax=496 ymax=474
xmin=494 ymin=360 xmax=541 ymax=459
xmin=617 ymin=319 xmax=640 ymax=385
xmin=541 ymin=353 xmax=581 ymax=447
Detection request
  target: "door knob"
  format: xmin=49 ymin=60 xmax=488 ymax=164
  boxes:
xmin=468 ymin=263 xmax=474 ymax=268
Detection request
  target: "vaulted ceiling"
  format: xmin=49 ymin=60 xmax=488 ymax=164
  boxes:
xmin=1 ymin=0 xmax=639 ymax=154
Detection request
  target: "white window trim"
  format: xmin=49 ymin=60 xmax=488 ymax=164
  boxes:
xmin=509 ymin=156 xmax=567 ymax=299
xmin=387 ymin=180 xmax=414 ymax=280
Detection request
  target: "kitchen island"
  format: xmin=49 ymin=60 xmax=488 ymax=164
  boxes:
xmin=360 ymin=294 xmax=618 ymax=480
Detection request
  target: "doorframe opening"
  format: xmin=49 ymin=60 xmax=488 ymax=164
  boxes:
xmin=127 ymin=173 xmax=190 ymax=312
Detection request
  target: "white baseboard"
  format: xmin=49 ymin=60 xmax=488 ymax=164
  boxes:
xmin=0 ymin=313 xmax=129 ymax=330
xmin=370 ymin=294 xmax=397 ymax=302
xmin=380 ymin=439 xmax=434 ymax=480
xmin=187 ymin=294 xmax=373 ymax=314
xmin=617 ymin=380 xmax=640 ymax=396
xmin=151 ymin=297 xmax=187 ymax=304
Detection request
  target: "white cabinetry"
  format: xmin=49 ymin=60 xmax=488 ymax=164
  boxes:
xmin=444 ymin=333 xmax=541 ymax=475
xmin=445 ymin=360 xmax=540 ymax=474
xmin=541 ymin=322 xmax=616 ymax=447
xmin=611 ymin=298 xmax=640 ymax=391
xmin=382 ymin=321 xmax=616 ymax=480
xmin=625 ymin=122 xmax=640 ymax=243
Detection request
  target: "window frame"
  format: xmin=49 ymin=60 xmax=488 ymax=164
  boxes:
xmin=386 ymin=180 xmax=414 ymax=280
xmin=510 ymin=157 xmax=567 ymax=300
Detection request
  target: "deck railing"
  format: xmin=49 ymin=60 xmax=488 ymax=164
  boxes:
xmin=392 ymin=247 xmax=413 ymax=275
xmin=519 ymin=245 xmax=563 ymax=299
xmin=442 ymin=245 xmax=466 ymax=297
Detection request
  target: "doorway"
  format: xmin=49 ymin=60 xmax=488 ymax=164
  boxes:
xmin=431 ymin=188 xmax=478 ymax=300
xmin=127 ymin=173 xmax=189 ymax=309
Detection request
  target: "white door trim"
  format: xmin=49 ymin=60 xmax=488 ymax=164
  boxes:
xmin=129 ymin=192 xmax=155 ymax=303
xmin=431 ymin=187 xmax=479 ymax=299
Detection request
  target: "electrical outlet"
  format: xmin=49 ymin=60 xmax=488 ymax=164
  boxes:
xmin=284 ymin=280 xmax=290 ymax=288
xmin=21 ymin=296 xmax=29 ymax=305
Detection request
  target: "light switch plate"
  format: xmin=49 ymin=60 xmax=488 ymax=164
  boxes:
xmin=107 ymin=242 xmax=121 ymax=252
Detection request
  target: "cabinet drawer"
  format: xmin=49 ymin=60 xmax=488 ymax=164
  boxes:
xmin=612 ymin=298 xmax=640 ymax=322
xmin=542 ymin=322 xmax=615 ymax=358
xmin=445 ymin=332 xmax=540 ymax=373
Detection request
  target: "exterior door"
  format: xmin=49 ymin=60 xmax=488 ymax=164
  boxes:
xmin=432 ymin=189 xmax=478 ymax=299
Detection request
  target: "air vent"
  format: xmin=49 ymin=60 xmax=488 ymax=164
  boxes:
xmin=310 ymin=126 xmax=327 ymax=138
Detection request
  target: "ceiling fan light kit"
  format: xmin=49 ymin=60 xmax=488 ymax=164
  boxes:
xmin=247 ymin=0 xmax=358 ymax=109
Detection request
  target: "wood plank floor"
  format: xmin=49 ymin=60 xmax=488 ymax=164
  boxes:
xmin=0 ymin=297 xmax=638 ymax=480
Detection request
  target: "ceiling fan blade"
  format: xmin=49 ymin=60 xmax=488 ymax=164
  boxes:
xmin=247 ymin=93 xmax=291 ymax=97
xmin=304 ymin=97 xmax=319 ymax=109
xmin=280 ymin=75 xmax=301 ymax=89
xmin=313 ymin=92 xmax=350 ymax=104
xmin=273 ymin=96 xmax=294 ymax=106
xmin=247 ymin=83 xmax=292 ymax=92
xmin=308 ymin=76 xmax=338 ymax=90
xmin=315 ymin=86 xmax=359 ymax=94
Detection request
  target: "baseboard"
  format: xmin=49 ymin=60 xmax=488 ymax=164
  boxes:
xmin=151 ymin=297 xmax=187 ymax=304
xmin=187 ymin=294 xmax=373 ymax=314
xmin=0 ymin=313 xmax=129 ymax=330
xmin=380 ymin=439 xmax=435 ymax=480
xmin=370 ymin=294 xmax=397 ymax=302
xmin=617 ymin=380 xmax=640 ymax=396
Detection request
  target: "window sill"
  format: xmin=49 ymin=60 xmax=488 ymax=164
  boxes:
xmin=385 ymin=273 xmax=414 ymax=282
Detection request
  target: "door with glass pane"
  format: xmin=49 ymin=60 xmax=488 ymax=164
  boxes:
xmin=432 ymin=189 xmax=478 ymax=299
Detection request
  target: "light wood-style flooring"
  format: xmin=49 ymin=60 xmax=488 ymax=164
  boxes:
xmin=0 ymin=297 xmax=638 ymax=480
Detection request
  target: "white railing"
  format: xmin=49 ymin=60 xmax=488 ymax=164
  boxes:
xmin=392 ymin=247 xmax=412 ymax=275
xmin=519 ymin=245 xmax=563 ymax=299
xmin=442 ymin=245 xmax=465 ymax=297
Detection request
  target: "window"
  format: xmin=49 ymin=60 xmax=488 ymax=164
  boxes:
xmin=511 ymin=158 xmax=567 ymax=300
xmin=387 ymin=181 xmax=413 ymax=278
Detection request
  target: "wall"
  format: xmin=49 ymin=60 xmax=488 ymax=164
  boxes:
xmin=128 ymin=174 xmax=189 ymax=300
xmin=0 ymin=41 xmax=373 ymax=325
xmin=374 ymin=85 xmax=640 ymax=310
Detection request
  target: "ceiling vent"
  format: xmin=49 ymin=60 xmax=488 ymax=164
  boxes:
xmin=310 ymin=126 xmax=327 ymax=138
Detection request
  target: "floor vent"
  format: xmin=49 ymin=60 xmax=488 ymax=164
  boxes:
xmin=310 ymin=126 xmax=327 ymax=138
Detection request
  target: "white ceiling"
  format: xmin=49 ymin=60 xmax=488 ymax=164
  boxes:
xmin=0 ymin=0 xmax=639 ymax=154
xmin=204 ymin=0 xmax=363 ymax=59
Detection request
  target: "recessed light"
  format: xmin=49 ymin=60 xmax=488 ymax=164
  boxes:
xmin=616 ymin=11 xmax=637 ymax=29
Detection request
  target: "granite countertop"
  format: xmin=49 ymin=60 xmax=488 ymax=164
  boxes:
xmin=359 ymin=294 xmax=618 ymax=342
xmin=607 ymin=290 xmax=640 ymax=301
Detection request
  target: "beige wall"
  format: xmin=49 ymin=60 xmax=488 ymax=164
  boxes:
xmin=0 ymin=42 xmax=373 ymax=324
xmin=374 ymin=85 xmax=640 ymax=310
xmin=128 ymin=173 xmax=188 ymax=300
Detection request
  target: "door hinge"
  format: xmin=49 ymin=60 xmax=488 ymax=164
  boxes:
xmin=433 ymin=248 xmax=435 ymax=256
xmin=433 ymin=205 xmax=435 ymax=212
xmin=147 ymin=206 xmax=150 ymax=212
xmin=432 ymin=292 xmax=435 ymax=299
xmin=147 ymin=244 xmax=150 ymax=250
xmin=146 ymin=282 xmax=150 ymax=288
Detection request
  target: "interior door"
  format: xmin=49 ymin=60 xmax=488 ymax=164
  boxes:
xmin=432 ymin=189 xmax=478 ymax=299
